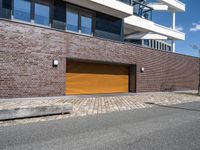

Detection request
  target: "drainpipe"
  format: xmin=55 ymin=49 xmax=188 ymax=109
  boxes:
xmin=172 ymin=11 xmax=176 ymax=53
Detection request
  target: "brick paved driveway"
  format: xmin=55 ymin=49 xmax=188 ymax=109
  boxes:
xmin=0 ymin=91 xmax=200 ymax=127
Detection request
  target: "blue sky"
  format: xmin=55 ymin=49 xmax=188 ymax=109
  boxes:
xmin=151 ymin=0 xmax=200 ymax=57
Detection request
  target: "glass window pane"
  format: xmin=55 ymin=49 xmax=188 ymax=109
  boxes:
xmin=52 ymin=0 xmax=66 ymax=30
xmin=144 ymin=40 xmax=149 ymax=47
xmin=81 ymin=15 xmax=92 ymax=35
xmin=95 ymin=12 xmax=122 ymax=35
xmin=3 ymin=0 xmax=12 ymax=9
xmin=2 ymin=0 xmax=12 ymax=19
xmin=34 ymin=2 xmax=50 ymax=26
xmin=14 ymin=0 xmax=31 ymax=22
xmin=66 ymin=8 xmax=78 ymax=32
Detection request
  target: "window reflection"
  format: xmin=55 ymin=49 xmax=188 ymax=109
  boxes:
xmin=13 ymin=0 xmax=31 ymax=22
xmin=34 ymin=0 xmax=50 ymax=26
xmin=11 ymin=1 xmax=94 ymax=35
xmin=66 ymin=8 xmax=78 ymax=32
xmin=81 ymin=15 xmax=92 ymax=35
xmin=95 ymin=12 xmax=121 ymax=35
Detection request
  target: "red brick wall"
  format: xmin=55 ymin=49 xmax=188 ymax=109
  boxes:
xmin=0 ymin=19 xmax=199 ymax=98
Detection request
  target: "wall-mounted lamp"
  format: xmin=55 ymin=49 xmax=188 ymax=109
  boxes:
xmin=141 ymin=67 xmax=145 ymax=73
xmin=53 ymin=60 xmax=59 ymax=67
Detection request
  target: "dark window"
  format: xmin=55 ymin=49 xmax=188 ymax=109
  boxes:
xmin=13 ymin=0 xmax=31 ymax=22
xmin=52 ymin=0 xmax=66 ymax=30
xmin=2 ymin=0 xmax=12 ymax=9
xmin=125 ymin=39 xmax=142 ymax=45
xmin=157 ymin=42 xmax=160 ymax=50
xmin=66 ymin=7 xmax=78 ymax=32
xmin=81 ymin=15 xmax=92 ymax=34
xmin=34 ymin=0 xmax=50 ymax=26
xmin=156 ymin=42 xmax=159 ymax=49
xmin=144 ymin=40 xmax=149 ymax=47
xmin=95 ymin=12 xmax=122 ymax=35
xmin=169 ymin=46 xmax=171 ymax=51
xmin=150 ymin=40 xmax=153 ymax=48
xmin=162 ymin=43 xmax=164 ymax=50
xmin=1 ymin=0 xmax=12 ymax=19
xmin=0 ymin=0 xmax=2 ymax=17
xmin=153 ymin=40 xmax=156 ymax=49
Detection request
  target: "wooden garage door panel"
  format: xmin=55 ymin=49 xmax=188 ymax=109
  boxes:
xmin=66 ymin=61 xmax=129 ymax=95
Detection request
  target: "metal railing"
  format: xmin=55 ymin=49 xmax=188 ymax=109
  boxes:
xmin=132 ymin=0 xmax=153 ymax=20
xmin=118 ymin=0 xmax=153 ymax=21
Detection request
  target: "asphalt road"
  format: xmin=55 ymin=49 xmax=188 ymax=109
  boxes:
xmin=1 ymin=101 xmax=200 ymax=150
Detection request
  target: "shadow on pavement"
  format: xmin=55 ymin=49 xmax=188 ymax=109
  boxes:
xmin=145 ymin=102 xmax=200 ymax=112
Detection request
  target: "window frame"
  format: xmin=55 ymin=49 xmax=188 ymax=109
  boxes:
xmin=7 ymin=1 xmax=96 ymax=36
xmin=34 ymin=0 xmax=50 ymax=26
xmin=66 ymin=4 xmax=94 ymax=36
xmin=66 ymin=5 xmax=79 ymax=33
xmin=143 ymin=40 xmax=149 ymax=47
xmin=11 ymin=0 xmax=51 ymax=27
xmin=80 ymin=12 xmax=93 ymax=35
xmin=153 ymin=40 xmax=156 ymax=49
xmin=156 ymin=41 xmax=159 ymax=50
xmin=12 ymin=0 xmax=32 ymax=22
xmin=162 ymin=43 xmax=164 ymax=50
xmin=95 ymin=12 xmax=122 ymax=36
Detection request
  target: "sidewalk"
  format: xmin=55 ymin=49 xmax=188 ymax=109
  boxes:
xmin=0 ymin=91 xmax=200 ymax=127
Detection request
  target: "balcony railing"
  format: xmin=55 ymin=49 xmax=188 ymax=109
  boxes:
xmin=118 ymin=0 xmax=153 ymax=20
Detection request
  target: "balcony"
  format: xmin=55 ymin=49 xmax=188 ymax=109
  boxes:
xmin=147 ymin=3 xmax=169 ymax=11
xmin=120 ymin=0 xmax=153 ymax=20
xmin=158 ymin=0 xmax=185 ymax=12
xmin=124 ymin=15 xmax=185 ymax=40
xmin=65 ymin=0 xmax=133 ymax=18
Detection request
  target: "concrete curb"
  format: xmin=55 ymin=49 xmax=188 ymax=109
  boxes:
xmin=0 ymin=104 xmax=73 ymax=121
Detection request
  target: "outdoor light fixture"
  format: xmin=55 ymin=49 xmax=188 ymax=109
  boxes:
xmin=53 ymin=60 xmax=59 ymax=67
xmin=141 ymin=67 xmax=145 ymax=73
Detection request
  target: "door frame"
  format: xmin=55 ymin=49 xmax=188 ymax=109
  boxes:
xmin=66 ymin=58 xmax=137 ymax=94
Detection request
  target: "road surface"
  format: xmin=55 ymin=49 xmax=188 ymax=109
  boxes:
xmin=1 ymin=101 xmax=200 ymax=150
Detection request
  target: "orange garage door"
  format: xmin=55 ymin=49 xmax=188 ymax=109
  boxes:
xmin=66 ymin=61 xmax=129 ymax=95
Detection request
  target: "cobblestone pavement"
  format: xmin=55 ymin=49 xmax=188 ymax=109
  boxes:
xmin=0 ymin=91 xmax=200 ymax=127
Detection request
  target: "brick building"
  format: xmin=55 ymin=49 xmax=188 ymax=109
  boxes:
xmin=0 ymin=0 xmax=198 ymax=98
